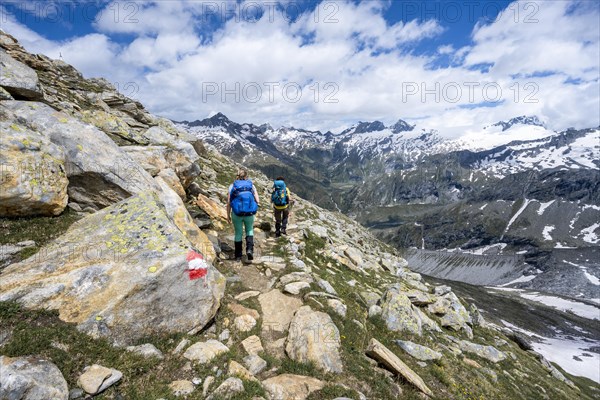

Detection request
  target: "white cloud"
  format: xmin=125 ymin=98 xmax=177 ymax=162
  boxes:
xmin=1 ymin=0 xmax=598 ymax=133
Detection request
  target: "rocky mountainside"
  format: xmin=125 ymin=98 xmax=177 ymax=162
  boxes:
xmin=1 ymin=31 xmax=599 ymax=399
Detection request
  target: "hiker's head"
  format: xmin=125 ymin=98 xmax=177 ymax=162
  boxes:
xmin=276 ymin=176 xmax=285 ymax=181
xmin=236 ymin=168 xmax=248 ymax=180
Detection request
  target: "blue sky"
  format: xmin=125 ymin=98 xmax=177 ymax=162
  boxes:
xmin=1 ymin=0 xmax=599 ymax=134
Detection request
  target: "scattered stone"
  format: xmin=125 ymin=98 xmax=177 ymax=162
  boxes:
xmin=482 ymin=368 xmax=498 ymax=382
xmin=316 ymin=278 xmax=337 ymax=295
xmin=126 ymin=343 xmax=164 ymax=359
xmin=228 ymin=303 xmax=260 ymax=319
xmin=77 ymin=364 xmax=122 ymax=395
xmin=365 ymin=338 xmax=433 ymax=397
xmin=284 ymin=281 xmax=311 ymax=295
xmin=235 ymin=290 xmax=261 ymax=301
xmin=203 ymin=376 xmax=215 ymax=397
xmin=406 ymin=290 xmax=436 ymax=306
xmin=219 ymin=329 xmax=230 ymax=342
xmin=241 ymin=335 xmax=264 ymax=355
xmin=395 ymin=340 xmax=443 ymax=361
xmin=228 ymin=360 xmax=257 ymax=381
xmin=183 ymin=340 xmax=229 ymax=364
xmin=327 ymin=299 xmax=347 ymax=318
xmin=433 ymin=285 xmax=452 ymax=296
xmin=69 ymin=388 xmax=84 ymax=399
xmin=343 ymin=247 xmax=364 ymax=268
xmin=463 ymin=358 xmax=482 ymax=368
xmin=169 ymin=380 xmax=195 ymax=397
xmin=206 ymin=377 xmax=244 ymax=400
xmin=192 ymin=377 xmax=202 ymax=385
xmin=0 ymin=356 xmax=68 ymax=400
xmin=262 ymin=374 xmax=325 ymax=400
xmin=279 ymin=272 xmax=314 ymax=286
xmin=243 ymin=354 xmax=268 ymax=375
xmin=360 ymin=291 xmax=381 ymax=307
xmin=285 ymin=306 xmax=343 ymax=373
xmin=458 ymin=340 xmax=506 ymax=363
xmin=265 ymin=338 xmax=287 ymax=359
xmin=173 ymin=338 xmax=191 ymax=355
xmin=506 ymin=331 xmax=533 ymax=351
xmin=368 ymin=305 xmax=382 ymax=318
xmin=234 ymin=315 xmax=257 ymax=332
xmin=259 ymin=289 xmax=303 ymax=334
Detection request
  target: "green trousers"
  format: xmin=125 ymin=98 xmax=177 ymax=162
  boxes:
xmin=232 ymin=213 xmax=255 ymax=242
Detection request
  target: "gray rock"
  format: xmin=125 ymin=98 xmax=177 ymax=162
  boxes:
xmin=285 ymin=306 xmax=343 ymax=373
xmin=243 ymin=354 xmax=267 ymax=375
xmin=262 ymin=374 xmax=324 ymax=400
xmin=360 ymin=291 xmax=381 ymax=307
xmin=0 ymin=49 xmax=43 ymax=100
xmin=284 ymin=281 xmax=311 ymax=295
xmin=458 ymin=340 xmax=506 ymax=363
xmin=173 ymin=338 xmax=191 ymax=355
xmin=183 ymin=340 xmax=229 ymax=364
xmin=395 ymin=340 xmax=443 ymax=361
xmin=380 ymin=289 xmax=423 ymax=335
xmin=219 ymin=329 xmax=230 ymax=342
xmin=169 ymin=380 xmax=195 ymax=397
xmin=279 ymin=272 xmax=313 ymax=286
xmin=0 ymin=240 xmax=36 ymax=269
xmin=0 ymin=356 xmax=68 ymax=400
xmin=68 ymin=388 xmax=84 ymax=399
xmin=368 ymin=305 xmax=382 ymax=318
xmin=203 ymin=376 xmax=215 ymax=397
xmin=126 ymin=343 xmax=164 ymax=359
xmin=327 ymin=299 xmax=347 ymax=318
xmin=316 ymin=278 xmax=337 ymax=295
xmin=206 ymin=377 xmax=244 ymax=400
xmin=434 ymin=285 xmax=452 ymax=296
xmin=259 ymin=289 xmax=303 ymax=334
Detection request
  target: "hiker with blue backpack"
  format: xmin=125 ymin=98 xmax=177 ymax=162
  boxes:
xmin=227 ymin=168 xmax=259 ymax=262
xmin=271 ymin=176 xmax=294 ymax=237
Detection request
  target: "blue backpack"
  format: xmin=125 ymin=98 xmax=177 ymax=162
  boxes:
xmin=271 ymin=180 xmax=288 ymax=207
xmin=231 ymin=180 xmax=258 ymax=216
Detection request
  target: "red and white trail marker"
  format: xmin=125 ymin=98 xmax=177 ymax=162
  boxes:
xmin=186 ymin=250 xmax=208 ymax=284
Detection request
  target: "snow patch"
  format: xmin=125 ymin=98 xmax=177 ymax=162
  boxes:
xmin=581 ymin=223 xmax=600 ymax=244
xmin=537 ymin=200 xmax=555 ymax=215
xmin=542 ymin=225 xmax=555 ymax=241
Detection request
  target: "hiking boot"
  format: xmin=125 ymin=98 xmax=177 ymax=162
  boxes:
xmin=275 ymin=231 xmax=281 ymax=238
xmin=234 ymin=241 xmax=243 ymax=261
xmin=281 ymin=227 xmax=287 ymax=235
xmin=246 ymin=236 xmax=254 ymax=261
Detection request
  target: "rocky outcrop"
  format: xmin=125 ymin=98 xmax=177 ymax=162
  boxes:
xmin=0 ymin=119 xmax=68 ymax=216
xmin=285 ymin=306 xmax=343 ymax=373
xmin=1 ymin=101 xmax=158 ymax=210
xmin=380 ymin=287 xmax=425 ymax=335
xmin=0 ymin=191 xmax=225 ymax=345
xmin=0 ymin=49 xmax=43 ymax=100
xmin=0 ymin=356 xmax=68 ymax=400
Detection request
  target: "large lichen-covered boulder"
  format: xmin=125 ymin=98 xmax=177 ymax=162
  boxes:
xmin=0 ymin=191 xmax=225 ymax=345
xmin=0 ymin=119 xmax=68 ymax=216
xmin=0 ymin=49 xmax=43 ymax=100
xmin=380 ymin=288 xmax=424 ymax=335
xmin=285 ymin=306 xmax=343 ymax=373
xmin=0 ymin=356 xmax=68 ymax=400
xmin=428 ymin=292 xmax=473 ymax=337
xmin=0 ymin=101 xmax=159 ymax=210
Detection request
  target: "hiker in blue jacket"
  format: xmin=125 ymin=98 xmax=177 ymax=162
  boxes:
xmin=271 ymin=176 xmax=294 ymax=237
xmin=226 ymin=168 xmax=259 ymax=262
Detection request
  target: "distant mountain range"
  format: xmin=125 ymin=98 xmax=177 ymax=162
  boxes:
xmin=176 ymin=113 xmax=599 ymax=301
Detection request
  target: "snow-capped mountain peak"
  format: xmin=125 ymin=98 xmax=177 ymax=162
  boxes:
xmin=490 ymin=115 xmax=545 ymax=131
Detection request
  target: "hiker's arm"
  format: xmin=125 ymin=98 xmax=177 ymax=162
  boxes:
xmin=253 ymin=187 xmax=260 ymax=206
